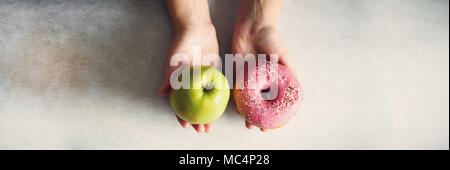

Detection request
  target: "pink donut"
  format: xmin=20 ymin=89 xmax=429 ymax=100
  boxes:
xmin=233 ymin=61 xmax=303 ymax=129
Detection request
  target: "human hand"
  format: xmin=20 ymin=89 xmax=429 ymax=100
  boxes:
xmin=232 ymin=0 xmax=293 ymax=132
xmin=159 ymin=25 xmax=220 ymax=133
xmin=161 ymin=0 xmax=220 ymax=133
xmin=233 ymin=26 xmax=294 ymax=132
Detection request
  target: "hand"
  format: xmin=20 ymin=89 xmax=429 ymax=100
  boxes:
xmin=232 ymin=26 xmax=295 ymax=75
xmin=232 ymin=0 xmax=292 ymax=132
xmin=162 ymin=0 xmax=220 ymax=133
xmin=159 ymin=25 xmax=220 ymax=133
xmin=233 ymin=26 xmax=294 ymax=132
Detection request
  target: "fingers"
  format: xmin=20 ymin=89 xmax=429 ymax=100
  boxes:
xmin=176 ymin=114 xmax=211 ymax=133
xmin=159 ymin=56 xmax=180 ymax=96
xmin=158 ymin=66 xmax=172 ymax=96
xmin=191 ymin=124 xmax=204 ymax=133
xmin=246 ymin=120 xmax=267 ymax=132
xmin=158 ymin=84 xmax=171 ymax=96
xmin=204 ymin=123 xmax=212 ymax=133
xmin=175 ymin=115 xmax=190 ymax=128
xmin=245 ymin=120 xmax=253 ymax=129
xmin=176 ymin=117 xmax=266 ymax=132
xmin=190 ymin=124 xmax=211 ymax=133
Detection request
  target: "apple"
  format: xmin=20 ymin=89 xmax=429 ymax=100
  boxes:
xmin=170 ymin=66 xmax=230 ymax=124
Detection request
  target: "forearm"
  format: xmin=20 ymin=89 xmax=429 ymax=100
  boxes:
xmin=236 ymin=0 xmax=285 ymax=31
xmin=166 ymin=0 xmax=212 ymax=33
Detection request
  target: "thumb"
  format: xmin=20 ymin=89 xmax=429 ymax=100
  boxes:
xmin=158 ymin=71 xmax=172 ymax=96
xmin=158 ymin=83 xmax=171 ymax=96
xmin=159 ymin=65 xmax=176 ymax=96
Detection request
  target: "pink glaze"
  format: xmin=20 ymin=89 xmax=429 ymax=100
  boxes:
xmin=233 ymin=62 xmax=303 ymax=129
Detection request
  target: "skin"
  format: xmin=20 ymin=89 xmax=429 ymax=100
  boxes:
xmin=160 ymin=0 xmax=219 ymax=133
xmin=232 ymin=0 xmax=293 ymax=131
xmin=161 ymin=0 xmax=292 ymax=132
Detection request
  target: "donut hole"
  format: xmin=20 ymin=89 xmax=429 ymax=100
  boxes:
xmin=260 ymin=83 xmax=279 ymax=101
xmin=261 ymin=87 xmax=271 ymax=93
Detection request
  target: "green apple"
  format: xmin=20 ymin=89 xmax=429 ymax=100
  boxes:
xmin=170 ymin=66 xmax=230 ymax=124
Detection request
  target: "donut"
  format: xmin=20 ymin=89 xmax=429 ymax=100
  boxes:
xmin=233 ymin=61 xmax=303 ymax=129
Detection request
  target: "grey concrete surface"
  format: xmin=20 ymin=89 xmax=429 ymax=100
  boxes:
xmin=0 ymin=0 xmax=448 ymax=149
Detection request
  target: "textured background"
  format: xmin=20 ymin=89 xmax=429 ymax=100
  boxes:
xmin=0 ymin=0 xmax=448 ymax=149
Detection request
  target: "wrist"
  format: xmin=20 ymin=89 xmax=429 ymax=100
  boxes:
xmin=235 ymin=17 xmax=277 ymax=40
xmin=235 ymin=0 xmax=281 ymax=35
xmin=174 ymin=21 xmax=214 ymax=34
xmin=237 ymin=18 xmax=276 ymax=33
xmin=174 ymin=22 xmax=216 ymax=37
xmin=167 ymin=0 xmax=213 ymax=34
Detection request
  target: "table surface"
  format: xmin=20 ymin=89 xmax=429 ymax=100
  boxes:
xmin=0 ymin=0 xmax=448 ymax=149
